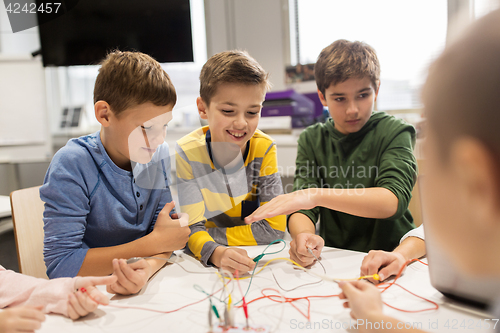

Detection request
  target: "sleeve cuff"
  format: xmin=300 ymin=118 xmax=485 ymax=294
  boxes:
xmin=200 ymin=241 xmax=222 ymax=266
xmin=400 ymin=224 xmax=425 ymax=243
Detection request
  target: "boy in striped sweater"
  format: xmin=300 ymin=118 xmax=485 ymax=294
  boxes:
xmin=175 ymin=50 xmax=286 ymax=273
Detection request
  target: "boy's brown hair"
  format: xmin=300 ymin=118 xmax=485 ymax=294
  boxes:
xmin=199 ymin=50 xmax=270 ymax=105
xmin=94 ymin=50 xmax=176 ymax=116
xmin=315 ymin=39 xmax=380 ymax=95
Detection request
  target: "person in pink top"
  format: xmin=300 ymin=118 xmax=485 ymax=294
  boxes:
xmin=0 ymin=265 xmax=116 ymax=332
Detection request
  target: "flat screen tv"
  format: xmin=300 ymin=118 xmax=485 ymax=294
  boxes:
xmin=36 ymin=0 xmax=194 ymax=66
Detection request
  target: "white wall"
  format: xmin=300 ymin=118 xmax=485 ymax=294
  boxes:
xmin=204 ymin=0 xmax=290 ymax=91
xmin=0 ymin=3 xmax=40 ymax=54
xmin=0 ymin=5 xmax=51 ymax=195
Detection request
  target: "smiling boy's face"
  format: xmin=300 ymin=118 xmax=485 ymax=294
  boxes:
xmin=197 ymin=83 xmax=266 ymax=154
xmin=318 ymin=77 xmax=379 ymax=135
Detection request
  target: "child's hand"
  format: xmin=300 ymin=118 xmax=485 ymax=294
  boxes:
xmin=360 ymin=250 xmax=407 ymax=283
xmin=152 ymin=201 xmax=191 ymax=252
xmin=170 ymin=212 xmax=189 ymax=227
xmin=289 ymin=233 xmax=324 ymax=267
xmin=339 ymin=280 xmax=384 ymax=332
xmin=210 ymin=247 xmax=256 ymax=274
xmin=244 ymin=190 xmax=316 ymax=224
xmin=106 ymin=259 xmax=152 ymax=295
xmin=67 ymin=275 xmax=117 ymax=319
xmin=0 ymin=306 xmax=45 ymax=333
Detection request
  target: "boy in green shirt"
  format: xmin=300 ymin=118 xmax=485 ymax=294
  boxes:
xmin=246 ymin=40 xmax=417 ymax=266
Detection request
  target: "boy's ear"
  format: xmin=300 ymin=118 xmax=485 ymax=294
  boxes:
xmin=451 ymin=138 xmax=500 ymax=228
xmin=317 ymin=89 xmax=327 ymax=107
xmin=95 ymin=101 xmax=113 ymax=127
xmin=197 ymin=97 xmax=208 ymax=120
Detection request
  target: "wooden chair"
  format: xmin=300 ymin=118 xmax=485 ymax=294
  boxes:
xmin=10 ymin=186 xmax=48 ymax=279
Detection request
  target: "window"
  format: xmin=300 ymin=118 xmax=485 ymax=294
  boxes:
xmin=289 ymin=0 xmax=448 ymax=111
xmin=475 ymin=0 xmax=500 ymax=18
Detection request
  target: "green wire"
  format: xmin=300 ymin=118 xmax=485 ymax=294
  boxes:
xmin=252 ymin=238 xmax=286 ymax=262
xmin=235 ymin=239 xmax=287 ymax=305
xmin=194 ymin=239 xmax=287 ymax=307
xmin=194 ymin=284 xmax=222 ymax=319
xmin=252 ymin=239 xmax=286 ymax=262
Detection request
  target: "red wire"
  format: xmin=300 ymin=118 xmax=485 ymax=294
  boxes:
xmin=235 ymin=271 xmax=249 ymax=321
xmin=382 ymin=282 xmax=439 ymax=313
xmin=377 ymin=258 xmax=437 ymax=312
xmin=239 ymin=259 xmax=436 ymax=321
xmin=239 ymin=288 xmax=341 ymax=321
xmin=81 ymin=259 xmax=435 ymax=320
xmin=82 ymin=283 xmax=228 ymax=314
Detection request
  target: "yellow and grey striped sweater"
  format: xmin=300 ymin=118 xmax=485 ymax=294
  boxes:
xmin=175 ymin=126 xmax=286 ymax=265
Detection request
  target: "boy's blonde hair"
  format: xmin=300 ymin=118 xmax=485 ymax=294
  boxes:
xmin=423 ymin=9 xmax=500 ymax=161
xmin=315 ymin=39 xmax=380 ymax=95
xmin=199 ymin=50 xmax=270 ymax=105
xmin=94 ymin=50 xmax=176 ymax=116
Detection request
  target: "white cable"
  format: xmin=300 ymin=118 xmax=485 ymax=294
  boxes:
xmin=270 ymin=289 xmax=287 ymax=333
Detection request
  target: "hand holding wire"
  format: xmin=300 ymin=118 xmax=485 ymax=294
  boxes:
xmin=107 ymin=258 xmax=151 ymax=295
xmin=289 ymin=233 xmax=324 ymax=267
xmin=360 ymin=250 xmax=407 ymax=283
xmin=212 ymin=247 xmax=255 ymax=274
xmin=306 ymin=246 xmax=318 ymax=260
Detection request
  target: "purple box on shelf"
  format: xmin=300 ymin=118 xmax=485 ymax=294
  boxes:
xmin=303 ymin=92 xmax=325 ymax=118
xmin=261 ymin=89 xmax=315 ymax=128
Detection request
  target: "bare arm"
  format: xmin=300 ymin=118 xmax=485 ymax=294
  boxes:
xmin=78 ymin=202 xmax=190 ymax=277
xmin=78 ymin=239 xmax=172 ymax=276
xmin=393 ymin=236 xmax=426 ymax=262
xmin=288 ymin=212 xmax=316 ymax=239
xmin=313 ymin=187 xmax=398 ymax=219
xmin=245 ymin=187 xmax=398 ymax=224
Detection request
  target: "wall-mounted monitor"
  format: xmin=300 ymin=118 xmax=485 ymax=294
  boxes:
xmin=36 ymin=0 xmax=194 ymax=66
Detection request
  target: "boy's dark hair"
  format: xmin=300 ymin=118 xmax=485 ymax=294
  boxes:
xmin=423 ymin=9 xmax=500 ymax=160
xmin=94 ymin=50 xmax=176 ymax=116
xmin=199 ymin=50 xmax=270 ymax=105
xmin=315 ymin=39 xmax=380 ymax=96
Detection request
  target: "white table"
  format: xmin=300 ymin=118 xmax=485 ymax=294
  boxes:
xmin=37 ymin=243 xmax=494 ymax=333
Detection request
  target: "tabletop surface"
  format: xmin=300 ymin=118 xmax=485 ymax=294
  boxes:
xmin=37 ymin=242 xmax=494 ymax=333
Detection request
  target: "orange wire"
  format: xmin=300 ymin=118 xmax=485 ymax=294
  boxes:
xmin=81 ymin=259 xmax=435 ymax=320
xmin=376 ymin=258 xmax=438 ymax=312
xmin=238 ymin=259 xmax=437 ymax=321
xmin=81 ymin=282 xmax=229 ymax=314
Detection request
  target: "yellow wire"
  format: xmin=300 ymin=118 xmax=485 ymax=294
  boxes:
xmin=227 ymin=257 xmax=379 ymax=282
xmin=216 ymin=271 xmax=233 ymax=310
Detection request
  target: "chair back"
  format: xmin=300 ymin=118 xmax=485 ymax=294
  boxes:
xmin=10 ymin=186 xmax=48 ymax=279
